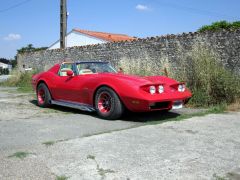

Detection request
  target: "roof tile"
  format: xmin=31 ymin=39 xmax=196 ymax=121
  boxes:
xmin=73 ymin=29 xmax=136 ymax=42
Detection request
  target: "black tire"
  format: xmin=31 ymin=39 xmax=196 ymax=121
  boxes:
xmin=95 ymin=87 xmax=124 ymax=120
xmin=37 ymin=83 xmax=51 ymax=107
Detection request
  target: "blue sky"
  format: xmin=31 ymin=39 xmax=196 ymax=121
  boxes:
xmin=0 ymin=0 xmax=239 ymax=59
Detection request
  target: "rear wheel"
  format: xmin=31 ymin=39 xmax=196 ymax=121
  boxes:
xmin=37 ymin=83 xmax=51 ymax=107
xmin=95 ymin=87 xmax=124 ymax=120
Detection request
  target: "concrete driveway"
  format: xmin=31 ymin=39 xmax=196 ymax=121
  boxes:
xmin=0 ymin=87 xmax=140 ymax=151
xmin=0 ymin=87 xmax=239 ymax=180
xmin=0 ymin=87 xmax=201 ymax=151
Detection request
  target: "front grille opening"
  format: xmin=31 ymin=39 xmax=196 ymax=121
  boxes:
xmin=150 ymin=101 xmax=170 ymax=110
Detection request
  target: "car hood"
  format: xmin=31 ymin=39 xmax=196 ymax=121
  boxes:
xmin=100 ymin=73 xmax=178 ymax=86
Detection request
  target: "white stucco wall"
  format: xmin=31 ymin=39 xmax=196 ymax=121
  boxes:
xmin=0 ymin=62 xmax=9 ymax=69
xmin=49 ymin=31 xmax=107 ymax=49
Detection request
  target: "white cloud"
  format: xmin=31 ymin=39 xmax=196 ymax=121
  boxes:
xmin=3 ymin=33 xmax=22 ymax=41
xmin=136 ymin=4 xmax=150 ymax=11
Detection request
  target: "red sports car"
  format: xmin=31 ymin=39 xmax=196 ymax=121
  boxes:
xmin=32 ymin=61 xmax=192 ymax=119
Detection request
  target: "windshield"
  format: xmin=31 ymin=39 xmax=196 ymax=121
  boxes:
xmin=76 ymin=62 xmax=117 ymax=74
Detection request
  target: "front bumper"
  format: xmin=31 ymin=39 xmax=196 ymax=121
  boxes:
xmin=122 ymin=91 xmax=192 ymax=112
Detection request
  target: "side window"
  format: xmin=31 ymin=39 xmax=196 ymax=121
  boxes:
xmin=58 ymin=63 xmax=74 ymax=76
xmin=77 ymin=64 xmax=94 ymax=75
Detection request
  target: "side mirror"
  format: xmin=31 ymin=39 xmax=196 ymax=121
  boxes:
xmin=66 ymin=70 xmax=74 ymax=76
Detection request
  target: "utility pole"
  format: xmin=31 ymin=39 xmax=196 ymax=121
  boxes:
xmin=60 ymin=0 xmax=67 ymax=49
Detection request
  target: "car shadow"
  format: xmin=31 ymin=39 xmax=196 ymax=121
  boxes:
xmin=121 ymin=111 xmax=180 ymax=123
xmin=29 ymin=100 xmax=181 ymax=123
xmin=29 ymin=99 xmax=98 ymax=116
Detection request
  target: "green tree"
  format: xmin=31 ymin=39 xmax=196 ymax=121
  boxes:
xmin=198 ymin=20 xmax=240 ymax=32
xmin=17 ymin=44 xmax=47 ymax=54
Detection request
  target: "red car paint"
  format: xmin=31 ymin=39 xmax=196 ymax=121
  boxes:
xmin=32 ymin=62 xmax=192 ymax=112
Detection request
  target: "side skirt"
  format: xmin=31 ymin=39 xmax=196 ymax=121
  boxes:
xmin=51 ymin=100 xmax=95 ymax=112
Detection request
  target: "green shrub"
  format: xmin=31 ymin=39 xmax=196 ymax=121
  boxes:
xmin=173 ymin=47 xmax=240 ymax=107
xmin=0 ymin=68 xmax=9 ymax=75
xmin=198 ymin=20 xmax=240 ymax=32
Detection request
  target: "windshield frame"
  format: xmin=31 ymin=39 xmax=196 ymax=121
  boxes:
xmin=75 ymin=61 xmax=117 ymax=75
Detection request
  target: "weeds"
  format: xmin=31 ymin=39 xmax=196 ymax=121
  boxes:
xmin=42 ymin=139 xmax=70 ymax=147
xmin=0 ymin=68 xmax=38 ymax=93
xmin=56 ymin=175 xmax=68 ymax=180
xmin=87 ymin=155 xmax=115 ymax=179
xmin=87 ymin=155 xmax=96 ymax=160
xmin=173 ymin=46 xmax=240 ymax=107
xmin=8 ymin=151 xmax=34 ymax=160
xmin=212 ymin=173 xmax=227 ymax=180
xmin=42 ymin=141 xmax=55 ymax=147
xmin=146 ymin=105 xmax=226 ymax=125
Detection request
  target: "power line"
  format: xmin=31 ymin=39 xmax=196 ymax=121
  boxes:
xmin=0 ymin=0 xmax=33 ymax=13
xmin=151 ymin=0 xmax=239 ymax=19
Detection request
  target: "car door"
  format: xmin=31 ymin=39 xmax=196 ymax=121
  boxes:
xmin=53 ymin=63 xmax=83 ymax=102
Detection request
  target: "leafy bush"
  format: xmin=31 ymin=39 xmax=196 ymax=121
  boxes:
xmin=17 ymin=44 xmax=47 ymax=54
xmin=173 ymin=47 xmax=240 ymax=107
xmin=198 ymin=20 xmax=240 ymax=32
xmin=0 ymin=68 xmax=9 ymax=75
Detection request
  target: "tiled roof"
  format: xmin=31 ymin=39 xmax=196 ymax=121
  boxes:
xmin=73 ymin=28 xmax=136 ymax=42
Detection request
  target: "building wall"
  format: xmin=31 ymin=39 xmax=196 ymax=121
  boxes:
xmin=18 ymin=28 xmax=240 ymax=74
xmin=48 ymin=31 xmax=107 ymax=49
xmin=0 ymin=62 xmax=9 ymax=69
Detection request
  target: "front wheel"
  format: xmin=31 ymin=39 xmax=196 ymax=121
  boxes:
xmin=95 ymin=87 xmax=124 ymax=120
xmin=37 ymin=83 xmax=51 ymax=107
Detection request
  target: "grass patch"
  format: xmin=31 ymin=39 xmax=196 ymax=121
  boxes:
xmin=146 ymin=105 xmax=226 ymax=125
xmin=42 ymin=141 xmax=55 ymax=147
xmin=87 ymin=155 xmax=96 ymax=160
xmin=8 ymin=151 xmax=34 ymax=160
xmin=212 ymin=173 xmax=227 ymax=180
xmin=42 ymin=139 xmax=70 ymax=147
xmin=56 ymin=175 xmax=68 ymax=180
xmin=0 ymin=68 xmax=37 ymax=93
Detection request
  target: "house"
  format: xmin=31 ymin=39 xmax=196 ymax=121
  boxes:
xmin=48 ymin=28 xmax=136 ymax=49
xmin=0 ymin=62 xmax=9 ymax=69
xmin=0 ymin=62 xmax=12 ymax=75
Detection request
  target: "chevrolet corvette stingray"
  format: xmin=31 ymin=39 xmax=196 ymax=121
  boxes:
xmin=32 ymin=61 xmax=192 ymax=119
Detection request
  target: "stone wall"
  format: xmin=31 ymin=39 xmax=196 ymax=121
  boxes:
xmin=17 ymin=28 xmax=240 ymax=74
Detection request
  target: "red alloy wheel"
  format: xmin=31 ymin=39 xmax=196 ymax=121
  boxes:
xmin=37 ymin=88 xmax=45 ymax=105
xmin=98 ymin=92 xmax=112 ymax=113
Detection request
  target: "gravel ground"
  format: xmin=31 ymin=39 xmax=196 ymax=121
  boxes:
xmin=41 ymin=112 xmax=240 ymax=180
xmin=0 ymin=112 xmax=239 ymax=180
xmin=0 ymin=87 xmax=141 ymax=151
xmin=1 ymin=87 xmax=239 ymax=180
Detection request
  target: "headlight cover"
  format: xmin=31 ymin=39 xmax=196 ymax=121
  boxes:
xmin=158 ymin=85 xmax=164 ymax=93
xmin=149 ymin=86 xmax=156 ymax=94
xmin=178 ymin=84 xmax=185 ymax=92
